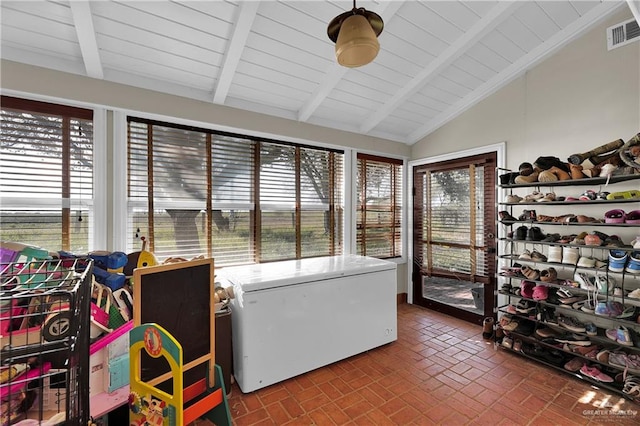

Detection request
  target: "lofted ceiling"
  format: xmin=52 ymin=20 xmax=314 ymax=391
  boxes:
xmin=0 ymin=1 xmax=634 ymax=145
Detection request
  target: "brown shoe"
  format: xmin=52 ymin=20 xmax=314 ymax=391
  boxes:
xmin=569 ymin=164 xmax=585 ymax=179
xmin=549 ymin=166 xmax=571 ymax=180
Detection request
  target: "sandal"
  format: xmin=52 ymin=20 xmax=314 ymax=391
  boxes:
xmin=540 ymin=267 xmax=557 ymax=282
xmin=626 ymin=210 xmax=640 ymax=224
xmin=623 ymin=375 xmax=640 ymax=398
xmin=521 ymin=265 xmax=540 ymax=280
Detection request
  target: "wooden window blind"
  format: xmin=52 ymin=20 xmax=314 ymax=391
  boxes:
xmin=0 ymin=96 xmax=93 ymax=252
xmin=356 ymin=154 xmax=402 ymax=259
xmin=127 ymin=117 xmax=343 ymax=265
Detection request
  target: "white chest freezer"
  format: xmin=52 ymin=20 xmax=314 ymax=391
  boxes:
xmin=218 ymin=254 xmax=398 ymax=393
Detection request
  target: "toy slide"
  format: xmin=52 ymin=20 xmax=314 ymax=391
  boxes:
xmin=129 ymin=323 xmax=230 ymax=426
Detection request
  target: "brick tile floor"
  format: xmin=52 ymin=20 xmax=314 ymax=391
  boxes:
xmin=221 ymin=303 xmax=640 ymax=425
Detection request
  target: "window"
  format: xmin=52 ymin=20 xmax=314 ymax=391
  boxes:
xmin=127 ymin=117 xmax=343 ymax=265
xmin=1 ymin=96 xmax=93 ymax=252
xmin=356 ymin=154 xmax=402 ymax=258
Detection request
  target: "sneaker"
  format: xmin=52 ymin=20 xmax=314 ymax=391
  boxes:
xmin=558 ymin=316 xmax=586 ymax=333
xmin=516 ymin=299 xmax=536 ymax=314
xmin=617 ymin=326 xmax=634 ymax=347
xmin=626 ymin=251 xmax=640 ymax=274
xmin=585 ymin=323 xmax=598 ymax=336
xmin=609 ymin=249 xmax=629 ymax=272
xmin=575 ymin=272 xmax=596 ymax=291
xmin=526 ymin=226 xmax=545 ymax=241
xmin=505 ymin=194 xmax=523 ymax=203
xmin=564 ymin=357 xmax=584 ymax=372
xmin=580 ymin=364 xmax=613 ymax=383
xmin=555 ymin=333 xmax=591 ymax=346
xmin=605 ymin=328 xmax=618 ymax=342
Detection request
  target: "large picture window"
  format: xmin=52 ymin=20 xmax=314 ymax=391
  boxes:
xmin=1 ymin=96 xmax=94 ymax=252
xmin=356 ymin=154 xmax=402 ymax=259
xmin=127 ymin=117 xmax=343 ymax=265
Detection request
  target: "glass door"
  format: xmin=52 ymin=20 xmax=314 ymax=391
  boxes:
xmin=412 ymin=152 xmax=496 ymax=324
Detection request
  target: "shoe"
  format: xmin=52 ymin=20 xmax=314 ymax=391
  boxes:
xmin=530 ymin=250 xmax=547 ymax=262
xmin=505 ymin=194 xmax=523 ymax=203
xmin=526 ymin=227 xmax=545 ymax=241
xmin=537 ymin=192 xmax=557 ymax=202
xmin=513 ymin=339 xmax=523 ymax=352
xmin=535 ymin=326 xmax=557 ymax=338
xmin=606 ymin=327 xmax=620 ymax=341
xmin=564 ymin=357 xmax=584 ymax=372
xmin=626 ymin=251 xmax=640 ymax=274
xmin=622 ymin=375 xmax=640 ymax=398
xmin=580 ymin=364 xmax=613 ymax=383
xmin=519 ymin=209 xmax=537 ymax=221
xmin=482 ymin=317 xmax=494 ymax=339
xmin=515 ymin=226 xmax=528 ymax=240
xmin=626 ymin=210 xmax=640 ymax=224
xmin=500 ymin=282 xmax=513 ymax=293
xmin=516 ymin=299 xmax=536 ymax=314
xmin=520 ymin=281 xmax=535 ymax=299
xmin=539 ymin=268 xmax=557 ymax=282
xmin=502 ymin=336 xmax=513 ymax=349
xmin=628 ymin=288 xmax=640 ymax=299
xmin=521 ymin=265 xmax=540 ymax=280
xmin=576 ymin=257 xmax=596 ymax=268
xmin=575 ymin=272 xmax=596 ymax=291
xmin=519 ymin=249 xmax=532 ymax=260
xmin=499 ymin=211 xmax=517 ymax=222
xmin=596 ymin=349 xmax=610 ymax=364
xmin=532 ymin=285 xmax=548 ymax=301
xmin=557 ymin=316 xmax=586 ymax=333
xmin=595 ymin=301 xmax=624 ymax=317
xmin=609 ymin=249 xmax=629 ymax=272
xmin=548 ymin=246 xmax=562 ymax=263
xmin=617 ymin=326 xmax=634 ymax=347
xmin=605 ymin=209 xmax=626 ymax=224
xmin=607 ymin=190 xmax=640 ymax=200
xmin=585 ymin=323 xmax=598 ymax=336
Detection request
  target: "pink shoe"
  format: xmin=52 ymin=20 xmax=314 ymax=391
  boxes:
xmin=580 ymin=364 xmax=613 ymax=383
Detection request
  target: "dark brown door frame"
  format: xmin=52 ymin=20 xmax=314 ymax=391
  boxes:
xmin=411 ymin=152 xmax=497 ymax=325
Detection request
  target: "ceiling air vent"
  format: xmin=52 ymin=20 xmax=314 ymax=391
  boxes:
xmin=607 ymin=18 xmax=640 ymax=50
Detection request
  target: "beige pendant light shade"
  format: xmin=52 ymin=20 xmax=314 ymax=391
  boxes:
xmin=327 ymin=1 xmax=384 ymax=68
xmin=335 ymin=14 xmax=379 ymax=68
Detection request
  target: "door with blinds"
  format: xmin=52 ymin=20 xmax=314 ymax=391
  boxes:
xmin=413 ymin=152 xmax=496 ymax=324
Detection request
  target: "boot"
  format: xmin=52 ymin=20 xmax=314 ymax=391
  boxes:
xmin=482 ymin=317 xmax=494 ymax=339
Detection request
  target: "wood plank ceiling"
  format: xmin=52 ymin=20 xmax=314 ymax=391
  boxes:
xmin=0 ymin=1 xmax=630 ymax=145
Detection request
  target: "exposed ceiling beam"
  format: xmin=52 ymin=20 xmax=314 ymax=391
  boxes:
xmin=297 ymin=0 xmax=405 ymax=122
xmin=360 ymin=1 xmax=522 ymax=134
xmin=627 ymin=0 xmax=640 ymax=25
xmin=69 ymin=0 xmax=103 ymax=79
xmin=407 ymin=0 xmax=627 ymax=145
xmin=213 ymin=1 xmax=259 ymax=105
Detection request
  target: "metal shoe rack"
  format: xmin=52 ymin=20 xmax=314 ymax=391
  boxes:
xmin=1 ymin=258 xmax=93 ymax=425
xmin=495 ymin=170 xmax=640 ymax=402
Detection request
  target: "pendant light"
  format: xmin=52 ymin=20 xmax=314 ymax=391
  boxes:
xmin=327 ymin=0 xmax=384 ymax=68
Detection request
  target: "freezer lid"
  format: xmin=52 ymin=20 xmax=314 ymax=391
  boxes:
xmin=217 ymin=254 xmax=396 ymax=292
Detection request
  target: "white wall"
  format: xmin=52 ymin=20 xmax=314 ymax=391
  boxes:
xmin=412 ymin=9 xmax=640 ymax=167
